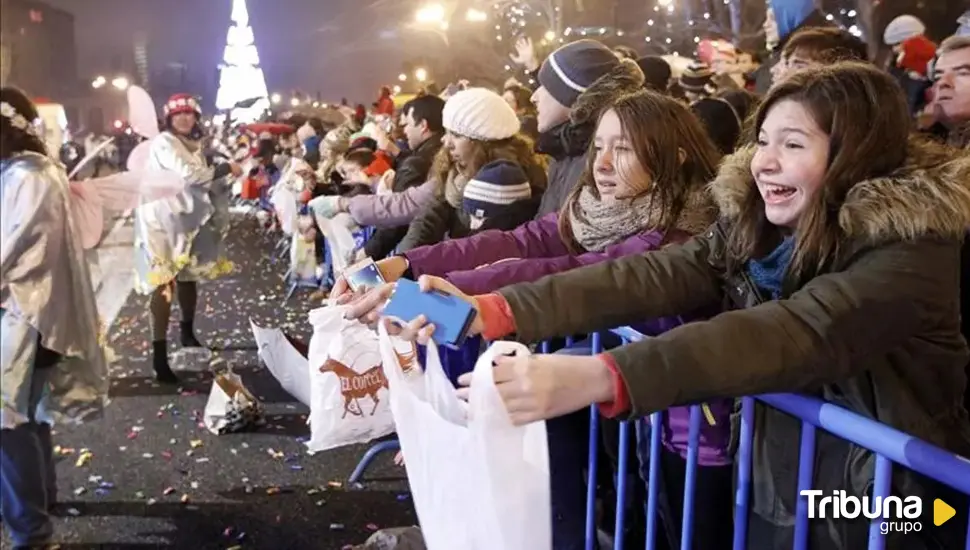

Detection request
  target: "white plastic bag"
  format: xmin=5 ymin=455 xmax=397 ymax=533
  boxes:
xmin=203 ymin=370 xmax=264 ymax=435
xmin=249 ymin=319 xmax=311 ymax=406
xmin=270 ymin=184 xmax=299 ymax=235
xmin=306 ymin=306 xmax=414 ymax=453
xmin=315 ymin=212 xmax=358 ymax=276
xmin=289 ymin=232 xmax=318 ymax=281
xmin=377 ymin=323 xmax=551 ymax=550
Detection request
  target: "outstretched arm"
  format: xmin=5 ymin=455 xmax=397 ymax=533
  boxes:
xmin=347 ymin=179 xmax=435 ymax=227
xmin=406 ymin=213 xmax=568 ymax=281
xmin=496 ymin=231 xmax=724 ymax=342
xmin=607 ymin=238 xmax=965 ymax=419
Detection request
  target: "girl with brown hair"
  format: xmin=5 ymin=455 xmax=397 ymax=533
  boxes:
xmin=359 ymin=62 xmax=970 ymax=549
xmin=352 ymin=90 xmax=720 ymax=296
xmin=340 ymin=90 xmax=727 ymax=549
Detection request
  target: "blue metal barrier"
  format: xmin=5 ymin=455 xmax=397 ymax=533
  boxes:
xmin=345 ymin=305 xmax=970 ymax=547
xmin=594 ymin=327 xmax=970 ymax=550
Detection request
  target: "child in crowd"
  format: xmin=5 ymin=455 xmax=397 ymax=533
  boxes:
xmin=770 ymin=26 xmax=867 ymax=84
xmin=462 ymin=160 xmax=535 ymax=232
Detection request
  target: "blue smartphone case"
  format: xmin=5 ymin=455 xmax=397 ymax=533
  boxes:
xmin=382 ymin=279 xmax=476 ymax=348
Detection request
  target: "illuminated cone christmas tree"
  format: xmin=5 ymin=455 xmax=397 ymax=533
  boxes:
xmin=215 ymin=0 xmax=270 ymax=122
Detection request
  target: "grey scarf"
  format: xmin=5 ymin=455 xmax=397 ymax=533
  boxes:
xmin=567 ymin=183 xmax=714 ymax=252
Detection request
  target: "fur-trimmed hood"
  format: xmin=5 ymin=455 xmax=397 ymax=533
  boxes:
xmin=710 ymin=137 xmax=970 ymax=243
xmin=569 ymin=58 xmax=645 ymax=126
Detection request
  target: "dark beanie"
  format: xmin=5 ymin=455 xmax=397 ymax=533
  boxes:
xmin=636 ymin=56 xmax=672 ymax=92
xmin=463 ymin=160 xmax=532 ymax=219
xmin=679 ymin=62 xmax=715 ymax=95
xmin=690 ymin=97 xmax=741 ymax=156
xmin=538 ymin=39 xmax=620 ymax=107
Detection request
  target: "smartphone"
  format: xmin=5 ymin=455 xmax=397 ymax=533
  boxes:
xmin=344 ymin=257 xmax=386 ymax=293
xmin=382 ymin=279 xmax=476 ymax=348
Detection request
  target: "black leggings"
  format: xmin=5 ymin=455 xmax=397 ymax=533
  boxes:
xmin=655 ymin=448 xmax=734 ymax=550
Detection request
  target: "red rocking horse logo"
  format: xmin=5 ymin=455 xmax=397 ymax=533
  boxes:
xmin=318 ymin=343 xmax=419 ymax=418
xmin=320 ymin=356 xmax=388 ymax=418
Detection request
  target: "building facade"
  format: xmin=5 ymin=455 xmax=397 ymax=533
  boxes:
xmin=0 ymin=0 xmax=78 ymax=99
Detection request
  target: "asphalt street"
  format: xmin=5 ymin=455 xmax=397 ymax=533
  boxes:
xmin=1 ymin=214 xmax=416 ymax=550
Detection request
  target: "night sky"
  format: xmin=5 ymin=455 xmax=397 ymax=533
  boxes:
xmin=43 ymin=0 xmax=416 ymax=104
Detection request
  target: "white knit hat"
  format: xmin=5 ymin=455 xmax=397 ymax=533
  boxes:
xmin=884 ymin=15 xmax=926 ymax=46
xmin=442 ymin=88 xmax=520 ymax=141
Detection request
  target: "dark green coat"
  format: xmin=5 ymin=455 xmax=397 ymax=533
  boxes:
xmin=499 ymin=139 xmax=970 ymax=549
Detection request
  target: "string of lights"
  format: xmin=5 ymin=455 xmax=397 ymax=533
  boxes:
xmin=490 ymin=0 xmax=863 ymax=73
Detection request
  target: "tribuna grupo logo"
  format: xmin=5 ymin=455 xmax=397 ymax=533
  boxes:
xmin=800 ymin=490 xmax=922 ymax=534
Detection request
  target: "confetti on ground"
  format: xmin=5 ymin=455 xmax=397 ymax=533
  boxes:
xmin=49 ymin=215 xmax=416 ymax=546
xmin=75 ymin=450 xmax=93 ymax=467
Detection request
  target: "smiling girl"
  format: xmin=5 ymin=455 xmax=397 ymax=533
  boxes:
xmin=342 ymin=90 xmax=728 ymax=549
xmin=357 ymin=63 xmax=970 ymax=549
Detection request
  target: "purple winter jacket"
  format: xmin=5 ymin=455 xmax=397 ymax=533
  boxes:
xmin=404 ymin=211 xmax=732 ymax=466
xmin=405 ymin=212 xmax=670 ymax=295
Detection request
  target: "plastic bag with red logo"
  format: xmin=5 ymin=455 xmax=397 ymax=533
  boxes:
xmin=305 ymin=305 xmax=417 ymax=453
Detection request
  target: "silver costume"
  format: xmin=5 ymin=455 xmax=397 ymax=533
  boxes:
xmin=1 ymin=152 xmax=109 ymax=429
xmin=133 ymin=131 xmax=233 ymax=294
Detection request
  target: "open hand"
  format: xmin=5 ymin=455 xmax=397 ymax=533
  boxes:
xmin=456 ymin=353 xmax=616 ymax=425
xmin=509 ymin=36 xmax=539 ymax=72
xmin=343 ymin=276 xmax=483 ymax=344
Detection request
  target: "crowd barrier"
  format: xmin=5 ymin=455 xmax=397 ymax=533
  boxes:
xmin=595 ymin=328 xmax=970 ymax=550
xmin=350 ymin=326 xmax=970 ymax=550
xmin=322 ymin=226 xmax=970 ymax=549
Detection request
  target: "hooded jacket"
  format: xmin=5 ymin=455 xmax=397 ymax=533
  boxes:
xmin=535 ymin=59 xmax=644 ymax=217
xmin=753 ymin=3 xmax=833 ymax=94
xmin=497 ymin=139 xmax=970 ymax=549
